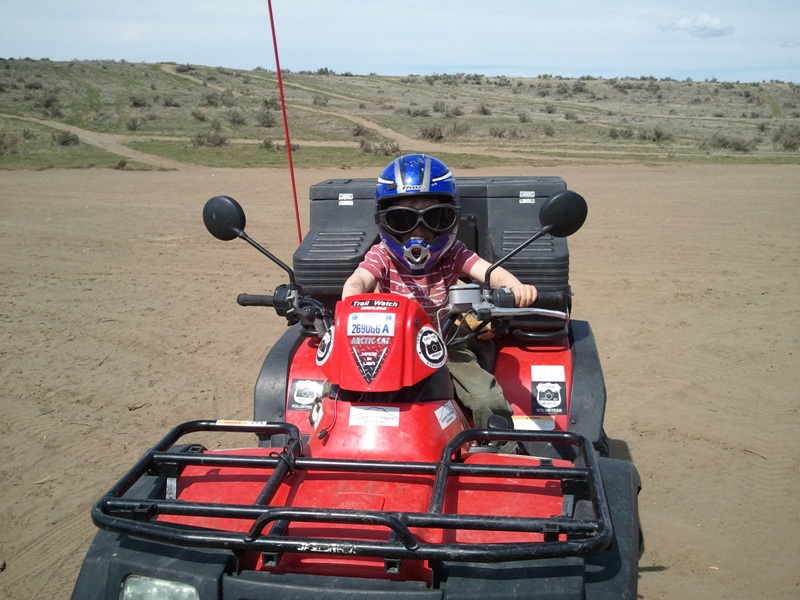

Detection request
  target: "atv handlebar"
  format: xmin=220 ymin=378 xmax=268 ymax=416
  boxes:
xmin=237 ymin=294 xmax=275 ymax=307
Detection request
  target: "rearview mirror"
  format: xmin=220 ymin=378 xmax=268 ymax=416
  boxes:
xmin=539 ymin=190 xmax=588 ymax=238
xmin=203 ymin=195 xmax=246 ymax=241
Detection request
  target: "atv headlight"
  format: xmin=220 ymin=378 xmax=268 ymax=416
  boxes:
xmin=120 ymin=575 xmax=199 ymax=600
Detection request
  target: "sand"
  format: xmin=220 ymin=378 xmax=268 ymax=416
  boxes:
xmin=1 ymin=162 xmax=798 ymax=598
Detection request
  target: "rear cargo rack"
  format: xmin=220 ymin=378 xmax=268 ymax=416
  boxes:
xmin=93 ymin=420 xmax=612 ymax=564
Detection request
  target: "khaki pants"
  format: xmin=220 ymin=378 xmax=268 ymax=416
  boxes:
xmin=447 ymin=343 xmax=513 ymax=429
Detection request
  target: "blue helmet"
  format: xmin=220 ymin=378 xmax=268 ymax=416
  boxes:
xmin=374 ymin=154 xmax=460 ymax=274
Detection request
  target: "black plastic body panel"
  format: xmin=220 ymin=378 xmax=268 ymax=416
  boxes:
xmin=567 ymin=320 xmax=608 ymax=450
xmin=293 ymin=177 xmax=571 ymax=308
xmin=254 ymin=323 xmax=305 ymax=446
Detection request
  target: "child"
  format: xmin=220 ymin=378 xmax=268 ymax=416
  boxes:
xmin=342 ymin=154 xmax=537 ymax=428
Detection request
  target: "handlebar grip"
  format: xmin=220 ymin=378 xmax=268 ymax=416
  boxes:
xmin=534 ymin=291 xmax=567 ymax=306
xmin=237 ymin=294 xmax=275 ymax=307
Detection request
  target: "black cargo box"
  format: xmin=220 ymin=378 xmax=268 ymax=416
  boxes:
xmin=293 ymin=176 xmax=571 ymax=306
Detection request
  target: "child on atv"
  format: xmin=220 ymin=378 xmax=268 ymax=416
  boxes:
xmin=342 ymin=154 xmax=537 ymax=428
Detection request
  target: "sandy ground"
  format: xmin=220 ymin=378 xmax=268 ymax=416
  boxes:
xmin=1 ymin=162 xmax=798 ymax=599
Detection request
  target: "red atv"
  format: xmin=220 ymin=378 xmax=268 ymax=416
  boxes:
xmin=72 ymin=176 xmax=641 ymax=599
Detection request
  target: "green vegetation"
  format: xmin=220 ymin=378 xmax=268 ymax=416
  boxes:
xmin=1 ymin=58 xmax=798 ymax=170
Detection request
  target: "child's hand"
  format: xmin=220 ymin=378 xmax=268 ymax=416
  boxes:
xmin=509 ymin=283 xmax=538 ymax=307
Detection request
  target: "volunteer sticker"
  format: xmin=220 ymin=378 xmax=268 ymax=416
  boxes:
xmin=530 ymin=365 xmax=566 ymax=416
xmin=289 ymin=379 xmax=325 ymax=411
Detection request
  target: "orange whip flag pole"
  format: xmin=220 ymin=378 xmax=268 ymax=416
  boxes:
xmin=267 ymin=0 xmax=303 ymax=244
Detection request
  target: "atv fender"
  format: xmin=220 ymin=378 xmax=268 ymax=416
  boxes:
xmin=254 ymin=323 xmax=305 ymax=446
xmin=568 ymin=320 xmax=608 ymax=453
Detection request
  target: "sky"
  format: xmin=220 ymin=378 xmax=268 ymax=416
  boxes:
xmin=2 ymin=1 xmax=799 ymax=83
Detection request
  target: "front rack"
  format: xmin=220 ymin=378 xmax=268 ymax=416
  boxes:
xmin=93 ymin=420 xmax=612 ymax=565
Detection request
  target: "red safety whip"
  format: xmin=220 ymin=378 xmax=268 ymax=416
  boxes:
xmin=267 ymin=0 xmax=303 ymax=243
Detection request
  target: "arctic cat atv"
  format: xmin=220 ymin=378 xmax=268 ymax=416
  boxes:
xmin=72 ymin=176 xmax=641 ymax=599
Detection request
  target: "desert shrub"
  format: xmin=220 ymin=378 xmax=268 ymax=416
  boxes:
xmin=572 ymin=80 xmax=588 ymax=94
xmin=705 ymin=133 xmax=756 ymax=153
xmin=772 ymin=124 xmax=800 ymax=151
xmin=420 ymin=123 xmax=444 ymax=141
xmin=639 ymin=126 xmax=673 ymax=143
xmin=199 ymin=91 xmax=222 ymax=107
xmin=34 ymin=90 xmax=63 ymax=117
xmin=542 ymin=123 xmax=555 ymax=137
xmin=262 ymin=96 xmax=280 ymax=110
xmin=518 ymin=111 xmax=530 ymax=123
xmin=359 ymin=139 xmax=400 ymax=156
xmin=191 ymin=108 xmax=207 ymax=122
xmin=445 ymin=105 xmax=464 ymax=117
xmin=448 ymin=121 xmax=470 ymax=137
xmin=0 ymin=131 xmax=20 ymax=155
xmin=353 ymin=123 xmax=373 ymax=138
xmin=556 ymin=82 xmax=571 ymax=96
xmin=313 ymin=95 xmax=328 ymax=107
xmin=489 ymin=126 xmax=505 ymax=138
xmin=432 ymin=100 xmax=446 ymax=113
xmin=192 ymin=124 xmax=228 ymax=148
xmin=129 ymin=94 xmax=149 ymax=108
xmin=163 ymin=97 xmax=181 ymax=108
xmin=52 ymin=130 xmax=79 ymax=146
xmin=256 ymin=108 xmax=276 ymax=128
xmin=126 ymin=117 xmax=143 ymax=131
xmin=404 ymin=106 xmax=430 ymax=117
xmin=227 ymin=108 xmax=246 ymax=126
xmin=259 ymin=139 xmax=275 ymax=151
xmin=175 ymin=63 xmax=193 ymax=73
xmin=475 ymin=102 xmax=492 ymax=116
xmin=542 ymin=103 xmax=557 ymax=114
xmin=378 ymin=141 xmax=401 ymax=156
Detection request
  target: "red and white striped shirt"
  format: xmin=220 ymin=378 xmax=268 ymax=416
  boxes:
xmin=358 ymin=240 xmax=480 ymax=321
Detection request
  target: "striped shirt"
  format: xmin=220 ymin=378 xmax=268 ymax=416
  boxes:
xmin=358 ymin=240 xmax=480 ymax=321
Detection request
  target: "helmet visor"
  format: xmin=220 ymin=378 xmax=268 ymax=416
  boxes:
xmin=378 ymin=205 xmax=460 ymax=236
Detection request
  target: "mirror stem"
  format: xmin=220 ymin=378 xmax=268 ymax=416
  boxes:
xmin=483 ymin=225 xmax=552 ymax=292
xmin=239 ymin=231 xmax=297 ymax=288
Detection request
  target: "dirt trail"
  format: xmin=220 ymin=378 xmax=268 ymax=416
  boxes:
xmin=1 ymin=112 xmax=194 ymax=171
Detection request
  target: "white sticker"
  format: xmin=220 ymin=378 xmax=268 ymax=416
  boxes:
xmin=530 ymin=365 xmax=566 ymax=382
xmin=315 ymin=327 xmax=334 ymax=366
xmin=349 ymin=405 xmax=400 ymax=427
xmin=347 ymin=313 xmax=396 ymax=337
xmin=519 ymin=191 xmax=536 ymax=204
xmin=416 ymin=326 xmax=447 ymax=369
xmin=435 ymin=401 xmax=458 ymax=430
xmin=338 ymin=193 xmax=354 ymax=205
xmin=512 ymin=416 xmax=556 ymax=431
xmin=535 ymin=382 xmax=562 ymax=409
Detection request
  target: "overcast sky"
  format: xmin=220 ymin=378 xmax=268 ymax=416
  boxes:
xmin=2 ymin=1 xmax=798 ymax=82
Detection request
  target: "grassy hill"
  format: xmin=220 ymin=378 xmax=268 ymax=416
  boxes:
xmin=1 ymin=58 xmax=799 ymax=170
